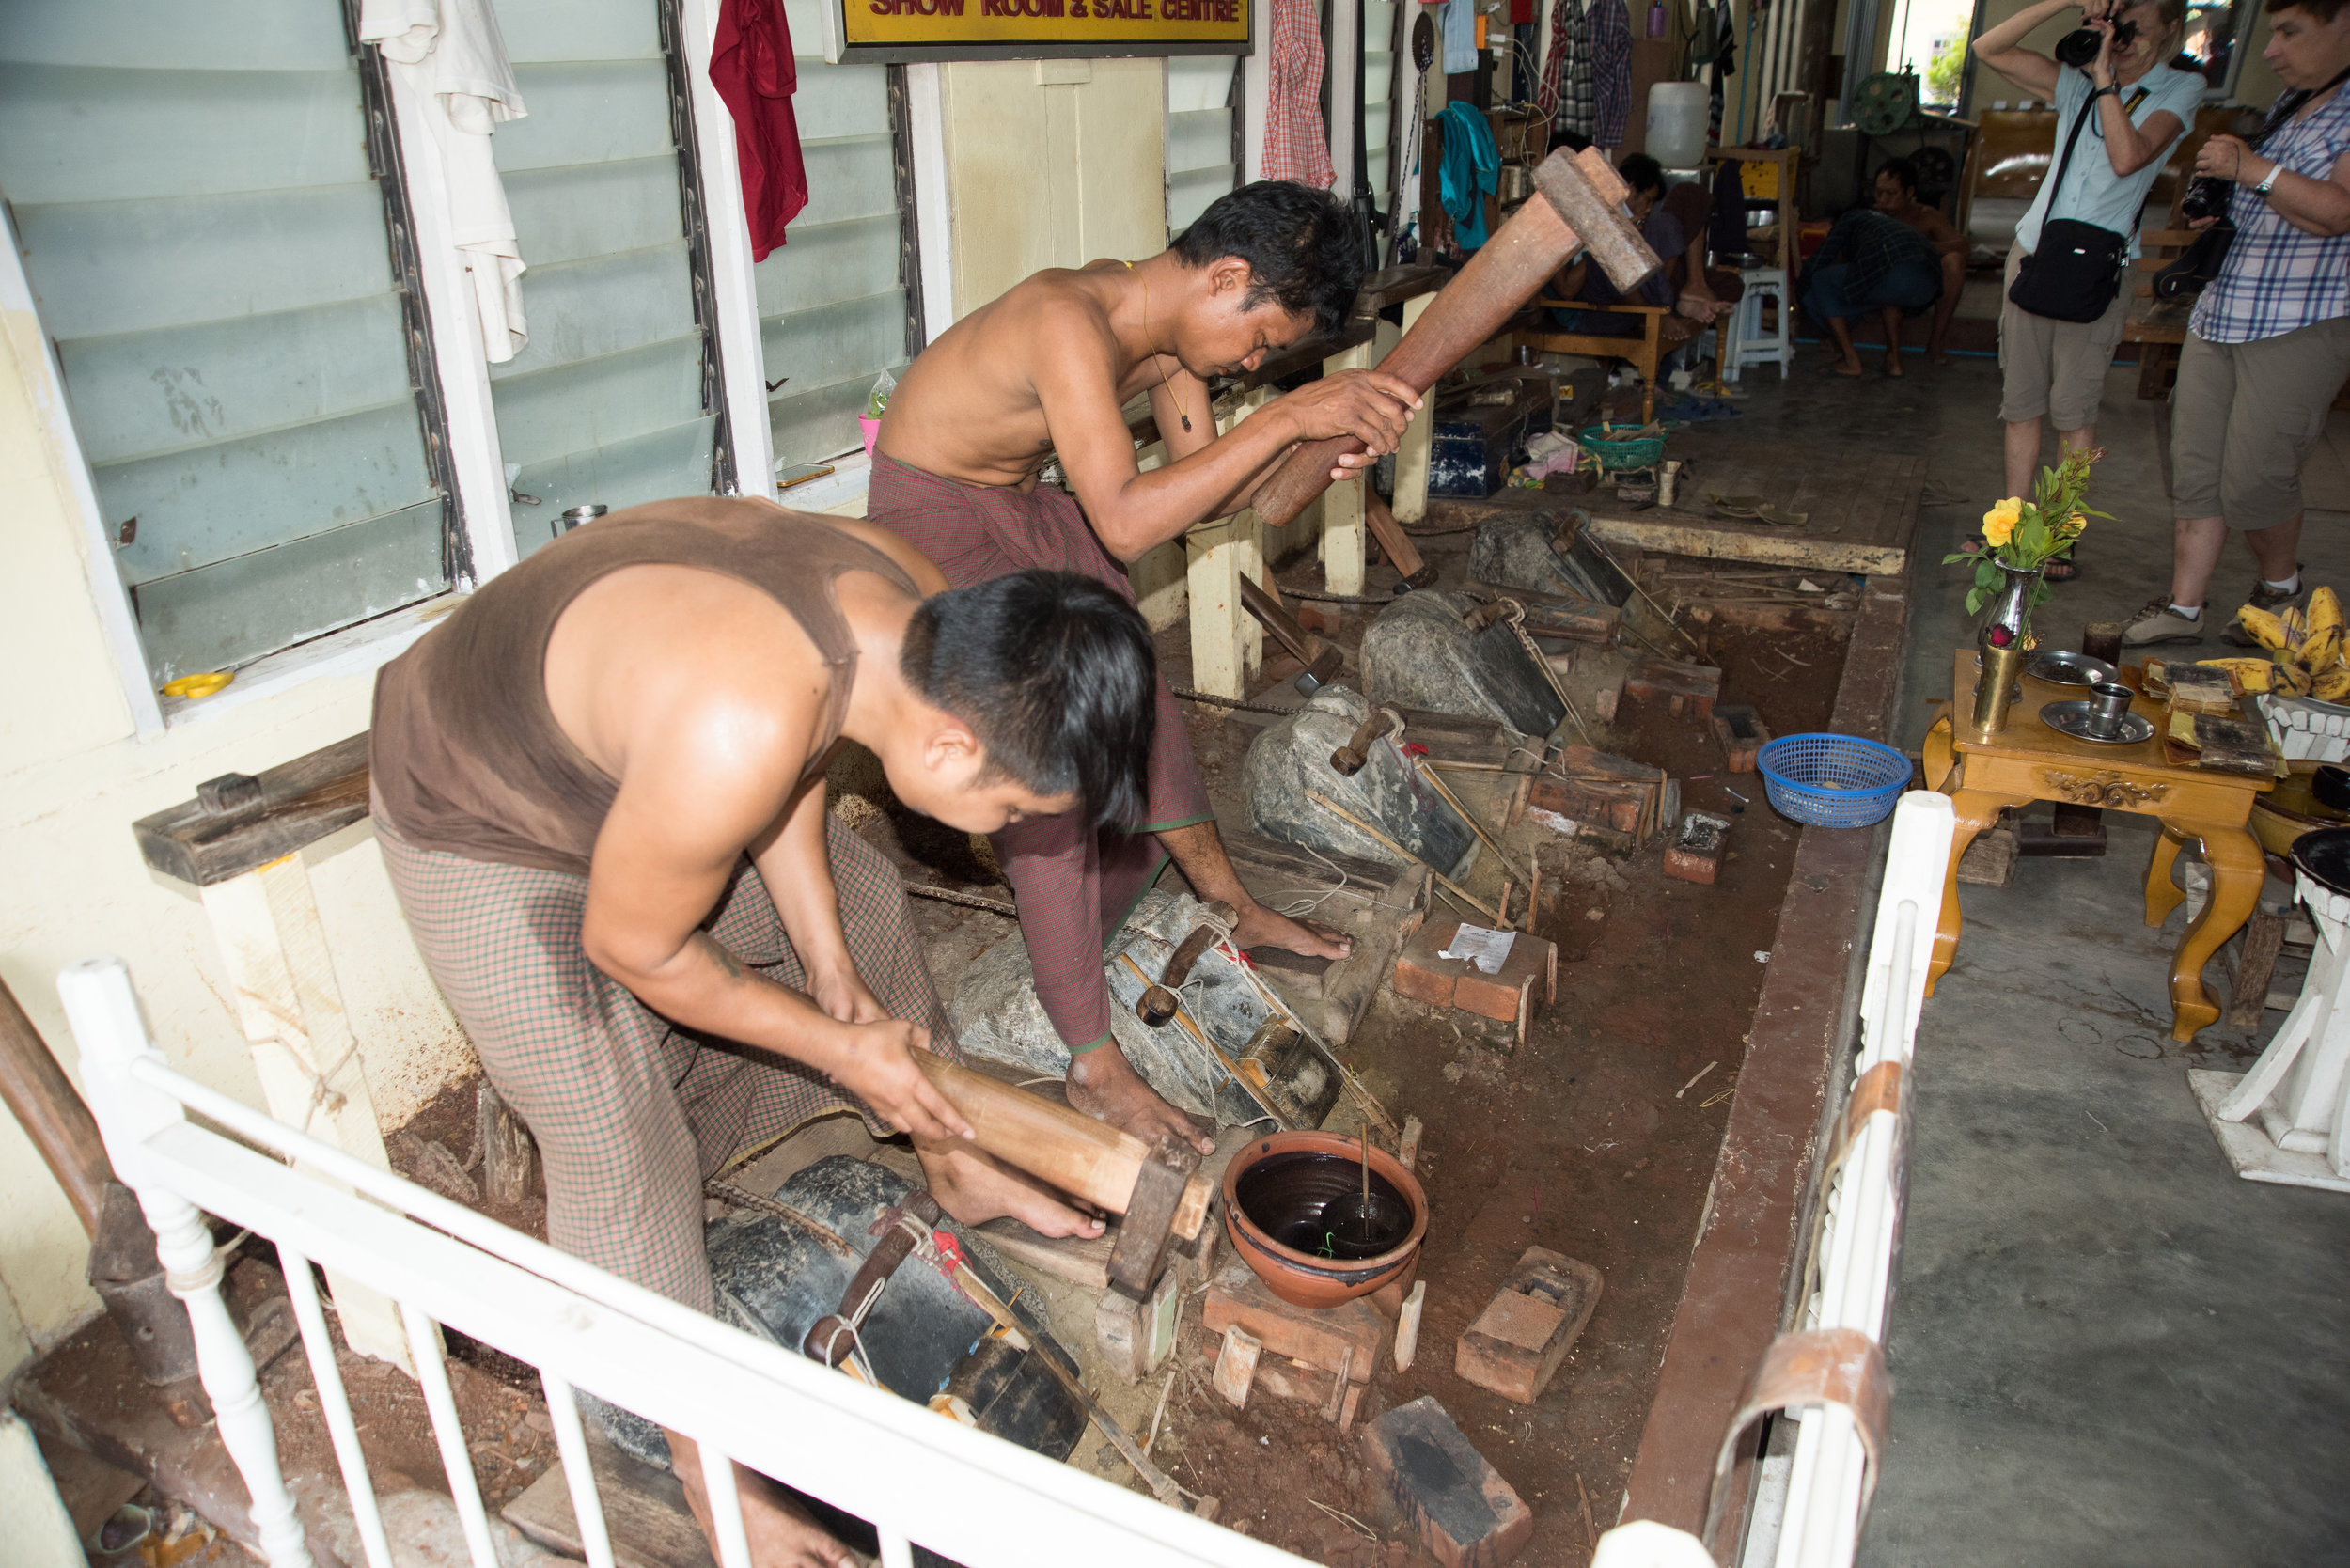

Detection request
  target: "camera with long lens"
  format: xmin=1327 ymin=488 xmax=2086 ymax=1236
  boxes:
xmin=2180 ymin=174 xmax=2235 ymax=221
xmin=2054 ymin=14 xmax=2136 ymax=67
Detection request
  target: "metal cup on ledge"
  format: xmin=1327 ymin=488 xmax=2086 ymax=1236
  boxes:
xmin=1970 ymin=642 xmax=2029 ymax=735
xmin=2085 ymin=681 xmax=2135 ymax=740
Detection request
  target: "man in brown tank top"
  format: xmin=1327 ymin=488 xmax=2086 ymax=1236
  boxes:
xmin=870 ymin=182 xmax=1421 ymax=1154
xmin=372 ymin=505 xmax=1157 ymax=1568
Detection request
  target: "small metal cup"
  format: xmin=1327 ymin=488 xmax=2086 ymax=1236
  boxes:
xmin=2085 ymin=681 xmax=2134 ymax=738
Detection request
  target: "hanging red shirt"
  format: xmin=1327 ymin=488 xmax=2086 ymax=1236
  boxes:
xmin=709 ymin=0 xmax=809 ymax=260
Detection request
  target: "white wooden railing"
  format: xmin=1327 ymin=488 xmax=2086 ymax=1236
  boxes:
xmin=58 ymin=956 xmax=1314 ymax=1568
xmin=1590 ymin=791 xmax=1956 ymax=1568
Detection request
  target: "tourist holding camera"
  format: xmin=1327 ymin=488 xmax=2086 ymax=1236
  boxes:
xmin=2125 ymin=0 xmax=2350 ymax=647
xmin=1975 ymin=0 xmax=2200 ymax=580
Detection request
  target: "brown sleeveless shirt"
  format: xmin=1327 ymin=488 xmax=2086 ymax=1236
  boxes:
xmin=370 ymin=497 xmax=916 ymax=877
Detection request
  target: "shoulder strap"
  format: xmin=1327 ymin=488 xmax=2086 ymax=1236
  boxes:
xmin=2046 ymin=82 xmax=2100 ymax=209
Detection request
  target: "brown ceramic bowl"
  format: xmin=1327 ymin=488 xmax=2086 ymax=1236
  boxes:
xmin=1222 ymin=1131 xmax=1428 ymax=1309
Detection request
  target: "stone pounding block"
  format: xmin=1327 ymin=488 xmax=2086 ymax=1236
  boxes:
xmin=1360 ymin=1396 xmax=1535 ymax=1568
xmin=1453 ymin=1247 xmax=1603 ymax=1404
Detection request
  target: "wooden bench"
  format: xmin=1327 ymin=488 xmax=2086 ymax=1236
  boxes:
xmin=1524 ymin=300 xmax=1671 ymax=427
xmin=2123 ymin=227 xmax=2200 ymax=400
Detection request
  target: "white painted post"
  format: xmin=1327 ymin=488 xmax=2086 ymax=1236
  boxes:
xmin=1183 ymin=388 xmax=1277 ymax=697
xmin=58 ymin=959 xmax=316 ymax=1568
xmin=1390 ymin=292 xmax=1437 ymax=523
xmin=1318 ymin=338 xmax=1375 ymax=596
xmin=198 ymin=855 xmax=413 ymax=1370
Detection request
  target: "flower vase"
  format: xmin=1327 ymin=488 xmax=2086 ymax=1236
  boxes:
xmin=1971 ymin=564 xmax=2042 ymax=734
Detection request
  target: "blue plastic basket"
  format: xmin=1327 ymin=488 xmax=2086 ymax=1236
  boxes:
xmin=1756 ymin=733 xmax=1911 ymax=828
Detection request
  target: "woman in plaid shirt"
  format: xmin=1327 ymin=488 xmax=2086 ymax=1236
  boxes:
xmin=2125 ymin=0 xmax=2350 ymax=646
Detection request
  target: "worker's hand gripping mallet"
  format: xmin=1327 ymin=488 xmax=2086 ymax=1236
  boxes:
xmin=1248 ymin=146 xmax=1661 ymax=534
xmin=912 ymin=1052 xmax=1210 ymax=1297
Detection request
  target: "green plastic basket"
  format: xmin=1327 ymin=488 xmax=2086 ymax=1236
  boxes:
xmin=1578 ymin=424 xmax=1667 ymax=472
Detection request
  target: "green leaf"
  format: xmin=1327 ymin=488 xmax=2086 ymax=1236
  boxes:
xmin=1966 ymin=586 xmax=1988 ymax=615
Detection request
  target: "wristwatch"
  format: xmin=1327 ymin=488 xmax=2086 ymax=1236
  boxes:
xmin=2256 ymin=161 xmax=2283 ymax=198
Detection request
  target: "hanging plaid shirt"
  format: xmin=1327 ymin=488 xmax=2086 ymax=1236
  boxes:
xmin=2191 ymin=86 xmax=2350 ymax=345
xmin=1261 ymin=0 xmax=1335 ymax=188
xmin=1590 ymin=0 xmax=1633 ymax=148
xmin=1551 ymin=0 xmax=1595 ymax=142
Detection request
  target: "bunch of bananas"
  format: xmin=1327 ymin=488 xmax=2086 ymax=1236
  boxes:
xmin=2220 ymin=587 xmax=2348 ymax=700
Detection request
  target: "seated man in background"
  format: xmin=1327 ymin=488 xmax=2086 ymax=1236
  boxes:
xmin=1801 ymin=178 xmax=1950 ymax=377
xmin=1871 ymin=157 xmax=1969 ymax=366
xmin=1550 ymin=153 xmax=1737 ymax=357
xmin=372 ymin=500 xmax=1156 ymax=1568
xmin=870 ymin=180 xmax=1421 ymax=1155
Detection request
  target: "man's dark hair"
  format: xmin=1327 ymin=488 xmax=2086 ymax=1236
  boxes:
xmin=1617 ymin=153 xmax=1667 ymax=198
xmin=1877 ymin=156 xmax=1920 ymax=194
xmin=1170 ymin=180 xmax=1362 ymax=337
xmin=899 ymin=570 xmax=1156 ymax=827
xmin=2269 ymin=0 xmax=2347 ymax=19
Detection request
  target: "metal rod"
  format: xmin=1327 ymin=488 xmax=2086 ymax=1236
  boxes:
xmin=1306 ymin=791 xmax=1504 ymax=925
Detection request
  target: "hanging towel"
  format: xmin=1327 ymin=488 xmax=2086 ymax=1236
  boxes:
xmin=1436 ymin=102 xmax=1500 ymax=251
xmin=1590 ymin=0 xmax=1633 ymax=148
xmin=359 ymin=0 xmax=529 ymax=363
xmin=1440 ymin=0 xmax=1480 ymax=75
xmin=710 ymin=0 xmax=810 ymax=260
xmin=1262 ymin=0 xmax=1336 ymax=187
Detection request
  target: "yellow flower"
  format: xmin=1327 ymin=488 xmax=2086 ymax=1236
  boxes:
xmin=1982 ymin=498 xmax=2022 ymax=547
xmin=2065 ymin=511 xmax=2088 ymax=536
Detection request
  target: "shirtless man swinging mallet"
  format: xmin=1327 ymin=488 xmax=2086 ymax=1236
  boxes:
xmin=870 ymin=180 xmax=1422 ymax=1155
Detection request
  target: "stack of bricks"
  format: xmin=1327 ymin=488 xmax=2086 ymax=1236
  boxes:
xmin=1392 ymin=917 xmax=1558 ymax=1039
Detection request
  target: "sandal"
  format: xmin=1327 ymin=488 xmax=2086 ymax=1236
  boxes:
xmin=2044 ymin=556 xmax=2079 ymax=583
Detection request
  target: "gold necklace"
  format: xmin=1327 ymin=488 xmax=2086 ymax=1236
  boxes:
xmin=1124 ymin=259 xmax=1193 ymax=433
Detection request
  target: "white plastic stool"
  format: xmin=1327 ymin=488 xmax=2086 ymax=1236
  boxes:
xmin=2194 ymin=869 xmax=2350 ymax=1192
xmin=1724 ymin=266 xmax=1794 ymax=383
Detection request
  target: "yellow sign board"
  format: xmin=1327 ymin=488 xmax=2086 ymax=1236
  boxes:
xmin=842 ymin=0 xmax=1248 ymax=55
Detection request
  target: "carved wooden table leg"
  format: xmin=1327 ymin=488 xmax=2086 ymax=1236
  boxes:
xmin=2144 ymin=827 xmax=2187 ymax=928
xmin=1928 ymin=784 xmax=2032 ymax=996
xmin=2166 ymin=820 xmax=2265 ymax=1042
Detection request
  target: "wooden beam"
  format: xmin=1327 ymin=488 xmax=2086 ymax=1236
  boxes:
xmin=133 ymin=734 xmax=371 ymax=889
xmin=1390 ymin=291 xmax=1437 ymax=524
xmin=1319 ymin=337 xmax=1375 ymax=597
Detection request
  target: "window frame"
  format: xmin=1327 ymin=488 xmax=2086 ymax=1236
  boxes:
xmin=27 ymin=0 xmax=942 ymax=731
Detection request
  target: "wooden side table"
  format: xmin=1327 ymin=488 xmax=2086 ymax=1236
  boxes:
xmin=1920 ymin=650 xmax=2274 ymax=1042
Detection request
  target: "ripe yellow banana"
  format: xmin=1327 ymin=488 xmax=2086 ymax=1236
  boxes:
xmin=2316 ymin=665 xmax=2350 ymax=702
xmin=2237 ymin=605 xmax=2294 ymax=651
xmin=2200 ymin=657 xmax=2274 ymax=693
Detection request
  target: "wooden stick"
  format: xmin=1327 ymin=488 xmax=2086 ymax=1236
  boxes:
xmin=912 ymin=1053 xmax=1208 ymax=1238
xmin=1306 ymin=791 xmax=1504 ymax=925
xmin=0 ymin=974 xmax=112 ymax=1235
xmin=1412 ymin=759 xmax=1536 ymax=890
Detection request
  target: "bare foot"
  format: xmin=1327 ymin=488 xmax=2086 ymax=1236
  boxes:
xmin=1067 ymin=1043 xmax=1215 ymax=1154
xmin=916 ymin=1136 xmax=1105 ymax=1238
xmin=1229 ymin=898 xmax=1351 ymax=960
xmin=1928 ymin=348 xmax=1952 ymax=368
xmin=670 ymin=1433 xmax=855 ymax=1568
xmin=1829 ymin=357 xmax=1865 ymax=378
xmin=1884 ymin=353 xmax=1904 ymax=377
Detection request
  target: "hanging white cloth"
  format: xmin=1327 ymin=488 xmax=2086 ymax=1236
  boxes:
xmin=358 ymin=0 xmax=530 ymax=363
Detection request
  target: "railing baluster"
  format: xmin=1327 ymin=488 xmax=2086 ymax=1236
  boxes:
xmin=540 ymin=1374 xmax=617 ymax=1568
xmin=282 ymin=1247 xmax=393 ymax=1568
xmin=401 ymin=1300 xmax=501 ymax=1568
xmin=698 ymin=1442 xmax=756 ymax=1568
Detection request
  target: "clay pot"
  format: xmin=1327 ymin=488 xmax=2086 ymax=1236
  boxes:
xmin=1222 ymin=1131 xmax=1428 ymax=1309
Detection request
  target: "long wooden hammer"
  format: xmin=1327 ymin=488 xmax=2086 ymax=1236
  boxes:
xmin=1250 ymin=146 xmax=1660 ymax=534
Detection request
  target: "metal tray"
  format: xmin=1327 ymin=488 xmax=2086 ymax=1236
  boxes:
xmin=2028 ymin=650 xmax=2118 ymax=687
xmin=2041 ymin=700 xmax=2154 ymax=745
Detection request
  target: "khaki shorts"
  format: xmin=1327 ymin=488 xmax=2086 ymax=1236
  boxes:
xmin=2170 ymin=316 xmax=2350 ymax=531
xmin=1998 ymin=245 xmax=2132 ymax=430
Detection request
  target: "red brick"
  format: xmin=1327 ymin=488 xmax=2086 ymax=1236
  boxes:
xmin=1624 ymin=656 xmax=1722 ymax=720
xmin=1712 ymin=703 xmax=1771 ymax=773
xmin=1296 ymin=602 xmax=1344 ymax=636
xmin=1360 ymin=1396 xmax=1534 ymax=1568
xmin=1662 ymin=811 xmax=1731 ymax=886
xmin=1452 ymin=1247 xmax=1604 ymax=1405
xmin=1392 ymin=919 xmax=1463 ymax=1007
xmin=1451 ymin=933 xmax=1557 ymax=1028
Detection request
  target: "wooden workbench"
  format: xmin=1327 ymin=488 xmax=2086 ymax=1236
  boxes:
xmin=1580 ymin=443 xmax=1926 ymax=576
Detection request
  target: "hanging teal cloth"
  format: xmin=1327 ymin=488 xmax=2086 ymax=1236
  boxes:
xmin=1436 ymin=102 xmax=1500 ymax=251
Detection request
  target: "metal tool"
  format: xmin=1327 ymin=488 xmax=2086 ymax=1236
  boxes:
xmin=1238 ymin=576 xmax=1344 ymax=686
xmin=1329 ymin=705 xmax=1402 ymax=776
xmin=1136 ymin=900 xmax=1237 ymax=1027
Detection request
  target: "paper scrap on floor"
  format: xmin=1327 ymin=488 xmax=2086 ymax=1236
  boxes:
xmin=1440 ymin=923 xmax=1517 ymax=974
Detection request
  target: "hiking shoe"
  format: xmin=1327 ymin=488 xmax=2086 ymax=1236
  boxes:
xmin=2123 ymin=598 xmax=2208 ymax=646
xmin=2220 ymin=564 xmax=2307 ymax=647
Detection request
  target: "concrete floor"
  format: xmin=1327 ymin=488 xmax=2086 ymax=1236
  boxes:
xmin=1700 ymin=347 xmax=2350 ymax=1563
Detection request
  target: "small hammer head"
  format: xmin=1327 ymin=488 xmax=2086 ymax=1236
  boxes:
xmin=1330 ymin=745 xmax=1369 ymax=776
xmin=1137 ymin=985 xmax=1179 ymax=1028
